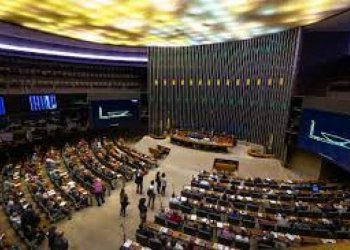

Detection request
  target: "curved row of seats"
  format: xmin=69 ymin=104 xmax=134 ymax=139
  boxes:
xmin=113 ymin=138 xmax=157 ymax=168
xmin=1 ymin=164 xmax=46 ymax=249
xmin=132 ymin=171 xmax=350 ymax=250
xmin=25 ymin=158 xmax=72 ymax=223
xmin=76 ymin=139 xmax=122 ymax=189
xmin=92 ymin=141 xmax=135 ymax=181
xmin=1 ymin=136 xmax=158 ymax=247
xmin=45 ymin=149 xmax=92 ymax=209
xmin=182 ymin=185 xmax=350 ymax=221
xmin=63 ymin=146 xmax=111 ymax=196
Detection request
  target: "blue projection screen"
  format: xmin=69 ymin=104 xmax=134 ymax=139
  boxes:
xmin=298 ymin=109 xmax=350 ymax=171
xmin=0 ymin=97 xmax=5 ymax=115
xmin=91 ymin=99 xmax=139 ymax=128
xmin=29 ymin=94 xmax=57 ymax=111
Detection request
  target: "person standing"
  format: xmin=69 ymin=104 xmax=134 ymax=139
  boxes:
xmin=135 ymin=168 xmax=146 ymax=194
xmin=119 ymin=188 xmax=125 ymax=203
xmin=93 ymin=178 xmax=105 ymax=206
xmin=47 ymin=226 xmax=57 ymax=249
xmin=120 ymin=193 xmax=130 ymax=217
xmin=155 ymin=172 xmax=161 ymax=194
xmin=138 ymin=198 xmax=147 ymax=226
xmin=147 ymin=180 xmax=157 ymax=209
xmin=161 ymin=173 xmax=167 ymax=196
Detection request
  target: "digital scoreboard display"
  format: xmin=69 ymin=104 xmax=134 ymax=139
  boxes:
xmin=299 ymin=109 xmax=350 ymax=171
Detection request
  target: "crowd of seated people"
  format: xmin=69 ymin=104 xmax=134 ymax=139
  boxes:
xmin=133 ymin=223 xmax=187 ymax=250
xmin=45 ymin=149 xmax=91 ymax=209
xmin=24 ymin=159 xmax=72 ymax=223
xmin=91 ymin=138 xmax=134 ymax=181
xmin=1 ymin=164 xmax=45 ymax=248
xmin=63 ymin=146 xmax=110 ymax=195
xmin=114 ymin=137 xmax=157 ymax=168
xmin=102 ymin=137 xmax=142 ymax=171
xmin=76 ymin=139 xmax=120 ymax=189
xmin=132 ymin=171 xmax=350 ymax=250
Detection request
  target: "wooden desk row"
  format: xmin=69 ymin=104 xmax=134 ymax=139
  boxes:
xmin=179 ymin=188 xmax=350 ymax=226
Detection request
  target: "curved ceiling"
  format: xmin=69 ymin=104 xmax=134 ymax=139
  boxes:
xmin=0 ymin=0 xmax=349 ymax=46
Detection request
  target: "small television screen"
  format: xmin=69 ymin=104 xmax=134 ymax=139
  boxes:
xmin=29 ymin=94 xmax=57 ymax=111
xmin=298 ymin=109 xmax=350 ymax=171
xmin=0 ymin=97 xmax=5 ymax=115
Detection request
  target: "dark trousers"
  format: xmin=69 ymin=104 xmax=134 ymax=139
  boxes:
xmin=120 ymin=205 xmax=127 ymax=216
xmin=156 ymin=182 xmax=161 ymax=194
xmin=136 ymin=182 xmax=143 ymax=194
xmin=147 ymin=195 xmax=155 ymax=209
xmin=95 ymin=192 xmax=105 ymax=206
xmin=161 ymin=186 xmax=166 ymax=196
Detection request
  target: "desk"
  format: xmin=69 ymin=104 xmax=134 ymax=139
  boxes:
xmin=171 ymin=134 xmax=233 ymax=152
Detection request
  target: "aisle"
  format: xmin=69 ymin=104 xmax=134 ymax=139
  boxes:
xmin=57 ymin=136 xmax=302 ymax=250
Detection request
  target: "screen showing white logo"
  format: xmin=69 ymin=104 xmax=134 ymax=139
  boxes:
xmin=308 ymin=120 xmax=350 ymax=150
xmin=98 ymin=106 xmax=132 ymax=120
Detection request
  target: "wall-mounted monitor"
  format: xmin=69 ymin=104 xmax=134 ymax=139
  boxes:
xmin=29 ymin=94 xmax=57 ymax=111
xmin=0 ymin=97 xmax=5 ymax=115
xmin=298 ymin=108 xmax=350 ymax=171
xmin=90 ymin=99 xmax=139 ymax=129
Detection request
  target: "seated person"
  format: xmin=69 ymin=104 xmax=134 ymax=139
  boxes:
xmin=312 ymin=184 xmax=320 ymax=194
xmin=220 ymin=226 xmax=235 ymax=240
xmin=221 ymin=193 xmax=228 ymax=201
xmin=5 ymin=199 xmax=15 ymax=213
xmin=199 ymin=179 xmax=211 ymax=189
xmin=235 ymin=231 xmax=250 ymax=244
xmin=21 ymin=205 xmax=40 ymax=230
xmin=166 ymin=210 xmax=183 ymax=224
xmin=158 ymin=208 xmax=167 ymax=219
xmin=166 ymin=238 xmax=184 ymax=250
xmin=228 ymin=210 xmax=239 ymax=220
xmin=276 ymin=214 xmax=289 ymax=228
xmin=9 ymin=211 xmax=21 ymax=229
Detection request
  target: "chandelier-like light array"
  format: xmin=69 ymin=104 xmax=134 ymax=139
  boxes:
xmin=0 ymin=0 xmax=349 ymax=46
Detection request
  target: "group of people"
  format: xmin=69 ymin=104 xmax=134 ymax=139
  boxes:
xmin=136 ymin=224 xmax=185 ymax=250
xmin=45 ymin=152 xmax=90 ymax=209
xmin=3 ymin=164 xmax=46 ymax=247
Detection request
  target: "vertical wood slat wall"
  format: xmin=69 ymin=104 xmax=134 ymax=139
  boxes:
xmin=148 ymin=29 xmax=301 ymax=157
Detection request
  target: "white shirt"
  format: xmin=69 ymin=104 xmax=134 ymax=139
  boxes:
xmin=170 ymin=197 xmax=180 ymax=204
xmin=161 ymin=177 xmax=167 ymax=187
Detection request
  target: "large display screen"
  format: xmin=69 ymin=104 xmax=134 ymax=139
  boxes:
xmin=0 ymin=97 xmax=5 ymax=115
xmin=91 ymin=99 xmax=139 ymax=129
xmin=29 ymin=94 xmax=57 ymax=111
xmin=299 ymin=109 xmax=350 ymax=171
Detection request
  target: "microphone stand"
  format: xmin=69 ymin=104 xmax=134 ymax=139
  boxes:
xmin=120 ymin=220 xmax=126 ymax=243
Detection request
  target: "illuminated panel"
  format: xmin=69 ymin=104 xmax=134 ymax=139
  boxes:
xmin=0 ymin=0 xmax=348 ymax=46
xmin=29 ymin=94 xmax=57 ymax=111
xmin=0 ymin=43 xmax=148 ymax=62
xmin=0 ymin=97 xmax=5 ymax=115
xmin=299 ymin=109 xmax=350 ymax=171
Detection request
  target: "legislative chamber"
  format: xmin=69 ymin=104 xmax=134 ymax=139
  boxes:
xmin=1 ymin=1 xmax=350 ymax=250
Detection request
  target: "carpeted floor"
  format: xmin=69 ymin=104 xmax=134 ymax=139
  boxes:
xmin=48 ymin=136 xmax=303 ymax=250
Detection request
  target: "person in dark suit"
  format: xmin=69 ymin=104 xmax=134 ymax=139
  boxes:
xmin=52 ymin=231 xmax=68 ymax=250
xmin=120 ymin=193 xmax=130 ymax=217
xmin=47 ymin=226 xmax=57 ymax=249
xmin=21 ymin=205 xmax=40 ymax=230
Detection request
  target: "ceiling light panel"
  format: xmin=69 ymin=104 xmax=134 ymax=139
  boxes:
xmin=0 ymin=0 xmax=348 ymax=46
